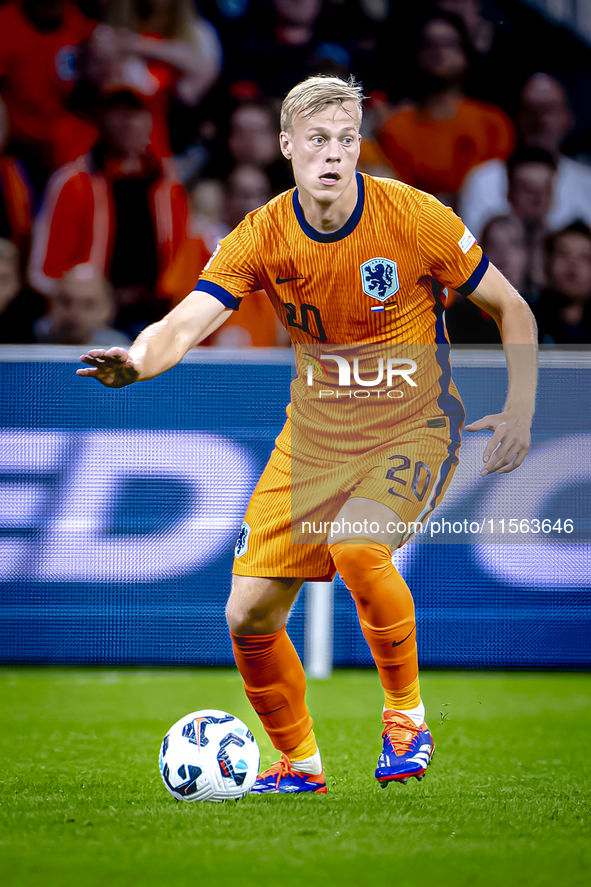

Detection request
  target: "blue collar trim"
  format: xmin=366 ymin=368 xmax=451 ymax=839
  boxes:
xmin=292 ymin=172 xmax=365 ymax=243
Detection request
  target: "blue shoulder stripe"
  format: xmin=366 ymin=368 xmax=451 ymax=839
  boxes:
xmin=195 ymin=280 xmax=242 ymax=310
xmin=456 ymin=253 xmax=490 ymax=297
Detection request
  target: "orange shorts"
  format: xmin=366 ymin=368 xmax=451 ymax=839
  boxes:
xmin=232 ymin=410 xmax=463 ymax=579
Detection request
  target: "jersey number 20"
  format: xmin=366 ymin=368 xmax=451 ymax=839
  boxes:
xmin=284 ymin=303 xmax=327 ymax=342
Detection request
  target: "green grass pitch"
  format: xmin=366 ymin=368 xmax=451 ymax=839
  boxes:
xmin=1 ymin=668 xmax=590 ymax=887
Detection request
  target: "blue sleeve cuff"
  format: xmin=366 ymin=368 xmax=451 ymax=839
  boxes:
xmin=195 ymin=279 xmax=242 ymax=310
xmin=456 ymin=254 xmax=489 ymax=297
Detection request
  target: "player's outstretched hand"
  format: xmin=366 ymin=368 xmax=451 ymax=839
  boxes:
xmin=464 ymin=410 xmax=531 ymax=476
xmin=77 ymin=348 xmax=140 ymax=388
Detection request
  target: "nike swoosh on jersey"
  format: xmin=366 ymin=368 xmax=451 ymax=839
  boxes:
xmin=391 ymin=626 xmax=416 ymax=647
xmin=276 ymin=276 xmax=305 ymax=284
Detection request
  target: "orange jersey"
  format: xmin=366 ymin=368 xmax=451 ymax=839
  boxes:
xmin=195 ymin=173 xmax=486 ymax=345
xmin=195 ymin=173 xmax=487 ymax=441
xmin=378 ymin=99 xmax=514 ymax=194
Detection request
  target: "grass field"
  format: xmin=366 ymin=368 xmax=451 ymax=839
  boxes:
xmin=0 ymin=668 xmax=590 ymax=887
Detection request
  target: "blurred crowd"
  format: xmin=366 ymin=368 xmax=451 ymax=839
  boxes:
xmin=1 ymin=0 xmax=591 ymax=348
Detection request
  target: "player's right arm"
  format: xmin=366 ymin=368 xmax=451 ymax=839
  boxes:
xmin=77 ymin=291 xmax=232 ymax=387
xmin=78 ymin=216 xmax=261 ymax=387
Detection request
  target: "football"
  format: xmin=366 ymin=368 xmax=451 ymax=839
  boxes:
xmin=158 ymin=709 xmax=260 ymax=802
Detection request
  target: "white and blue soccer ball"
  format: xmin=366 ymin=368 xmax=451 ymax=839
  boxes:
xmin=159 ymin=709 xmax=260 ymax=802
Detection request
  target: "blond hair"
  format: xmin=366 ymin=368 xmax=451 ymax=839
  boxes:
xmin=280 ymin=75 xmax=364 ymax=134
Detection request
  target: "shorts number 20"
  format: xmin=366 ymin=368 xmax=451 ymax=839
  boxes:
xmin=386 ymin=455 xmax=432 ymax=502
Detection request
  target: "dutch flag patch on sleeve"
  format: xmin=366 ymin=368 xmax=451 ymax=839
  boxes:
xmin=458 ymin=227 xmax=476 ymax=254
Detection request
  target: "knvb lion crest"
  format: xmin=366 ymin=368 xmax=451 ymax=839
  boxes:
xmin=234 ymin=521 xmax=251 ymax=559
xmin=360 ymin=257 xmax=399 ymax=302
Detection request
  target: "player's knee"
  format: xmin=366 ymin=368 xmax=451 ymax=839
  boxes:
xmin=226 ymin=598 xmax=258 ymax=634
xmin=330 ymin=543 xmax=367 ymax=587
xmin=329 ymin=540 xmax=391 ymax=604
xmin=226 ymin=594 xmax=282 ymax=635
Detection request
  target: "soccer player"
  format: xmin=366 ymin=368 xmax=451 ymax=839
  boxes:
xmin=78 ymin=76 xmax=538 ymax=795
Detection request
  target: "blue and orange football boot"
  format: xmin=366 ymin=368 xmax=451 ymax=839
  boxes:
xmin=250 ymin=753 xmax=327 ymax=795
xmin=375 ymin=710 xmax=434 ymax=787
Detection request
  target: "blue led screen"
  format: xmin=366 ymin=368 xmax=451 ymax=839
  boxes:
xmin=1 ymin=349 xmax=589 ymax=669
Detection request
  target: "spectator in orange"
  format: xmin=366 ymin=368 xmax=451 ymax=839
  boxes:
xmin=377 ymin=10 xmax=514 ymax=205
xmin=0 ymin=0 xmax=98 ymax=192
xmin=87 ymin=0 xmax=222 ymax=162
xmin=29 ymin=89 xmax=209 ymax=338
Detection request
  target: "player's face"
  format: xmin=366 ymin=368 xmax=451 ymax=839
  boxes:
xmin=280 ymin=101 xmax=361 ymax=204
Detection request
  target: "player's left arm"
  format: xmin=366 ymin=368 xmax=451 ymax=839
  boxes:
xmin=463 ymin=263 xmax=538 ymax=476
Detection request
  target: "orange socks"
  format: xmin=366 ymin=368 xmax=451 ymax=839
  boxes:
xmin=330 ymin=539 xmax=421 ymax=709
xmin=231 ymin=540 xmax=419 ymax=758
xmin=231 ymin=627 xmax=314 ymax=754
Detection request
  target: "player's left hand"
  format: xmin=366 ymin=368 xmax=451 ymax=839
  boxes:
xmin=464 ymin=410 xmax=531 ymax=476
